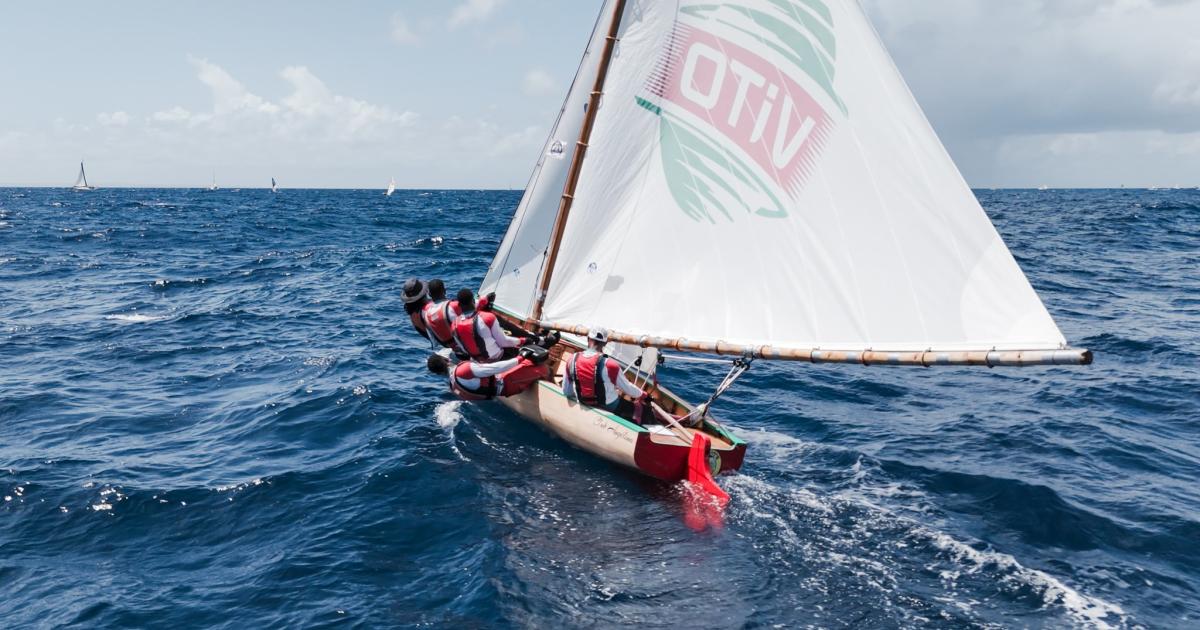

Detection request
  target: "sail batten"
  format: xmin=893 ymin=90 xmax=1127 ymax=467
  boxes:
xmin=484 ymin=0 xmax=1084 ymax=364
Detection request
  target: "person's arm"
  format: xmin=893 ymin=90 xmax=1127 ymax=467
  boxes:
xmin=471 ymin=357 xmax=520 ymax=378
xmin=487 ymin=317 xmax=522 ymax=349
xmin=562 ymin=356 xmax=576 ymax=399
xmin=615 ymin=370 xmax=645 ymax=399
xmin=409 ymin=311 xmax=427 ymax=334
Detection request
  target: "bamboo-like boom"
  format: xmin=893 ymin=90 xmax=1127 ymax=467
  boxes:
xmin=529 ymin=0 xmax=628 ymax=326
xmin=539 ymin=322 xmax=1093 ymax=367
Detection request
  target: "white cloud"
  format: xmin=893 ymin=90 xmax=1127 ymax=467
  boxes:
xmin=521 ymin=69 xmax=556 ymax=96
xmin=390 ymin=14 xmax=420 ymax=46
xmin=140 ymin=58 xmax=419 ymax=145
xmin=188 ymin=56 xmax=279 ymax=117
xmin=448 ymin=0 xmax=504 ymax=29
xmin=278 ymin=65 xmax=419 ymax=140
xmin=860 ymin=0 xmax=1200 ymax=186
xmin=443 ymin=116 xmax=544 ymax=158
xmin=151 ymin=106 xmax=192 ymax=124
xmin=96 ymin=111 xmax=130 ymax=127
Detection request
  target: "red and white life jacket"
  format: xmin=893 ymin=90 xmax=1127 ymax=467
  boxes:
xmin=421 ymin=300 xmax=461 ymax=346
xmin=452 ymin=312 xmax=486 ymax=360
xmin=449 ymin=361 xmax=498 ymax=401
xmin=567 ymin=352 xmax=621 ymax=408
xmin=452 ymin=311 xmax=501 ymax=361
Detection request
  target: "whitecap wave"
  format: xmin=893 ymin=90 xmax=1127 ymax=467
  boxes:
xmin=925 ymin=531 xmax=1127 ymax=629
xmin=105 ymin=313 xmax=168 ymax=323
xmin=435 ymin=401 xmax=464 ymax=430
xmin=725 ymin=473 xmax=1131 ymax=628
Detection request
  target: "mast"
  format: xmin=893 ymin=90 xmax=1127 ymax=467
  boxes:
xmin=528 ymin=0 xmax=627 ymax=327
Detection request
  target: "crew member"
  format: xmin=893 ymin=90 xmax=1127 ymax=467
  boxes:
xmin=402 ymin=278 xmax=430 ymax=338
xmin=427 ymin=346 xmax=550 ymax=401
xmin=452 ymin=289 xmax=524 ymax=362
xmin=562 ymin=327 xmax=647 ymax=417
xmin=420 ymin=279 xmax=462 ymax=351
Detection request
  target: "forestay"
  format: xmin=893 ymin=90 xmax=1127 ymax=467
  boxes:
xmin=489 ymin=0 xmax=1081 ymax=359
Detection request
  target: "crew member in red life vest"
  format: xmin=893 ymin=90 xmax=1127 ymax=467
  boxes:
xmin=427 ymin=345 xmax=550 ymax=401
xmin=402 ymin=278 xmax=431 ymax=338
xmin=420 ymin=279 xmax=463 ymax=352
xmin=451 ymin=288 xmax=524 ymax=362
xmin=562 ymin=327 xmax=647 ymax=416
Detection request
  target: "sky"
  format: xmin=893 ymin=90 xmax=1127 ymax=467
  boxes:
xmin=1 ymin=0 xmax=1198 ymax=189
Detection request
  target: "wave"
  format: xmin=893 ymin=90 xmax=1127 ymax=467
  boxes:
xmin=725 ymin=472 xmax=1131 ymax=628
xmin=104 ymin=312 xmax=168 ymax=323
xmin=150 ymin=277 xmax=211 ymax=291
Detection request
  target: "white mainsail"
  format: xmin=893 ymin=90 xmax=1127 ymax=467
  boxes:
xmin=73 ymin=162 xmax=93 ymax=190
xmin=486 ymin=0 xmax=1081 ymax=361
xmin=480 ymin=0 xmax=619 ymax=319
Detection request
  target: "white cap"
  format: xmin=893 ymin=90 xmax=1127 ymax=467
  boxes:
xmin=588 ymin=327 xmax=609 ymax=344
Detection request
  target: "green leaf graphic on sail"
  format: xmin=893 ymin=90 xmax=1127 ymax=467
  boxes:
xmin=659 ymin=113 xmax=788 ymax=223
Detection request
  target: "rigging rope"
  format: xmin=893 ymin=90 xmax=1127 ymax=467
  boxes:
xmin=679 ymin=357 xmax=753 ymax=427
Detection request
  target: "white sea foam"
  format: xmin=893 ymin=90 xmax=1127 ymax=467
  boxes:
xmin=435 ymin=401 xmax=471 ymax=462
xmin=924 ymin=531 xmax=1128 ymax=629
xmin=435 ymin=401 xmax=464 ymax=430
xmin=105 ymin=313 xmax=167 ymax=323
xmin=728 ymin=469 xmax=1131 ymax=629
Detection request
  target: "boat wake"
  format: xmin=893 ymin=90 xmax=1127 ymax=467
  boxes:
xmin=723 ymin=439 xmax=1134 ymax=629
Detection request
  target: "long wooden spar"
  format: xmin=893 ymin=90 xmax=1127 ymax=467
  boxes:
xmin=527 ymin=0 xmax=628 ymax=328
xmin=537 ymin=321 xmax=1094 ymax=367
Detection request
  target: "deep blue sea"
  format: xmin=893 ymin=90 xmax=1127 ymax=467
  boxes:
xmin=0 ymin=187 xmax=1197 ymax=628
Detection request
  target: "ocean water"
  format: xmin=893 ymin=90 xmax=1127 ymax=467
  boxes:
xmin=0 ymin=187 xmax=1196 ymax=629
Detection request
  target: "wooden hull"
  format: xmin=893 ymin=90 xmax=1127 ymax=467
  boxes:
xmin=498 ymin=380 xmax=747 ymax=482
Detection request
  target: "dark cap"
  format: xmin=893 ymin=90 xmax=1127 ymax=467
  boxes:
xmin=402 ymin=278 xmax=429 ymax=304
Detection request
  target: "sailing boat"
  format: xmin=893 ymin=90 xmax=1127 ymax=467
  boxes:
xmin=270 ymin=177 xmax=278 ymax=193
xmin=71 ymin=161 xmax=96 ymax=192
xmin=474 ymin=0 xmax=1091 ymax=490
xmin=386 ymin=177 xmax=396 ymax=197
xmin=207 ymin=172 xmax=219 ymax=192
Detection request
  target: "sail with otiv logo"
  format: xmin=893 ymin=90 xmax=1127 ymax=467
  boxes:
xmin=484 ymin=0 xmax=1090 ymax=367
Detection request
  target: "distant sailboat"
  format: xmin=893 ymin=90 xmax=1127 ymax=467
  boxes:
xmin=207 ymin=172 xmax=219 ymax=192
xmin=271 ymin=177 xmax=278 ymax=193
xmin=72 ymin=162 xmax=96 ymax=192
xmin=386 ymin=177 xmax=396 ymax=197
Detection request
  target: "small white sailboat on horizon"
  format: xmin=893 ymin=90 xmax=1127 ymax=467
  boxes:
xmin=386 ymin=177 xmax=396 ymax=197
xmin=206 ymin=172 xmax=219 ymax=192
xmin=71 ymin=161 xmax=96 ymax=192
